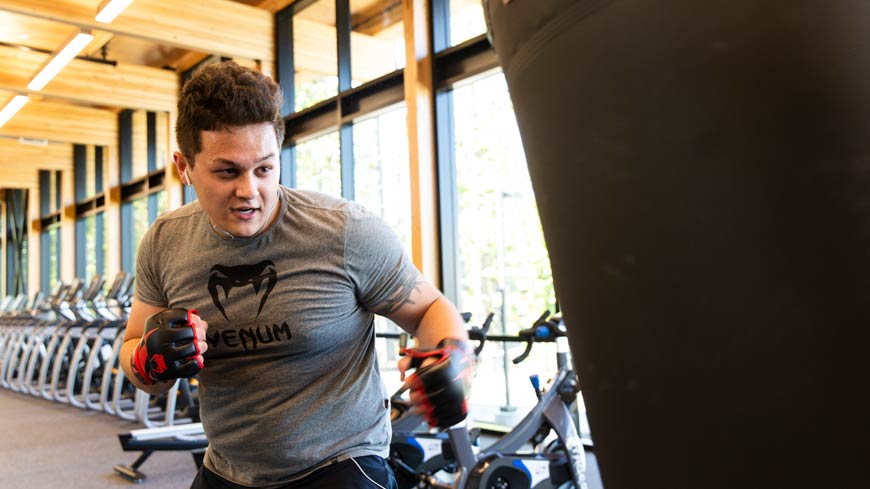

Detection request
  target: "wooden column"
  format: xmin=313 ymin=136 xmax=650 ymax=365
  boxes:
xmin=165 ymin=111 xmax=183 ymax=209
xmin=26 ymin=187 xmax=40 ymax=298
xmin=402 ymin=0 xmax=440 ymax=285
xmin=104 ymin=143 xmax=121 ymax=279
xmin=60 ymin=166 xmax=75 ymax=282
xmin=0 ymin=192 xmax=5 ymax=298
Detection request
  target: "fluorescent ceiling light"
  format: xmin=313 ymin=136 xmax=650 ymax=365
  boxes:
xmin=96 ymin=0 xmax=134 ymax=24
xmin=27 ymin=31 xmax=94 ymax=91
xmin=0 ymin=95 xmax=29 ymax=129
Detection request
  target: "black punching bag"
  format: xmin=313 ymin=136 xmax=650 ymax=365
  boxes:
xmin=484 ymin=1 xmax=870 ymax=488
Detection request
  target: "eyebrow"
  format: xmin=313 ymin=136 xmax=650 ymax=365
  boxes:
xmin=212 ymin=154 xmax=276 ymax=166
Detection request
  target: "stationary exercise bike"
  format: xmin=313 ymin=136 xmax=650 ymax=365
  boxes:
xmin=389 ymin=312 xmax=493 ymax=485
xmin=390 ymin=312 xmax=589 ymax=489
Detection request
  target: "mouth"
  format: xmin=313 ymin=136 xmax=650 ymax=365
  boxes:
xmin=231 ymin=206 xmax=260 ymax=220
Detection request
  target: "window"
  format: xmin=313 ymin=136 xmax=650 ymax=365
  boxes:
xmin=350 ymin=0 xmax=405 ymax=86
xmin=445 ymin=69 xmax=558 ymax=413
xmin=119 ymin=105 xmax=170 ymax=274
xmin=295 ymin=130 xmax=342 ymax=197
xmin=446 ymin=0 xmax=487 ymax=48
xmin=41 ymin=224 xmax=60 ymax=294
xmin=120 ymin=110 xmax=169 ymax=183
xmin=122 ymin=190 xmax=167 ymax=274
xmin=39 ymin=170 xmax=62 ymax=293
xmin=352 ymin=103 xmax=411 ymax=368
xmin=76 ymin=212 xmax=105 ymax=286
xmin=293 ymin=0 xmax=338 ymax=112
xmin=275 ymin=1 xmax=561 ymax=415
xmin=353 ymin=104 xmax=411 ymax=251
xmin=74 ymin=144 xmax=107 ymax=285
xmin=5 ymin=189 xmax=28 ymax=295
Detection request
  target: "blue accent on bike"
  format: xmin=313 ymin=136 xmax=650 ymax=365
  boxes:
xmin=407 ymin=436 xmax=423 ymax=452
xmin=535 ymin=325 xmax=549 ymax=338
xmin=529 ymin=374 xmax=540 ymax=391
xmin=512 ymin=459 xmax=532 ymax=479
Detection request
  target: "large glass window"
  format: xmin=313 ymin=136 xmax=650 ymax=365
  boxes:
xmin=75 ymin=145 xmax=102 ymax=201
xmin=295 ymin=130 xmax=342 ymax=197
xmin=353 ymin=104 xmax=411 ymax=251
xmin=5 ymin=189 xmax=28 ymax=296
xmin=450 ymin=69 xmax=558 ymax=415
xmin=122 ymin=190 xmax=168 ymax=273
xmin=39 ymin=170 xmax=62 ymax=293
xmin=448 ymin=0 xmax=487 ymax=48
xmin=294 ymin=0 xmax=338 ymax=111
xmin=76 ymin=212 xmax=105 ymax=286
xmin=40 ymin=224 xmax=60 ymax=294
xmin=353 ymin=104 xmax=411 ymax=375
xmin=350 ymin=0 xmax=405 ymax=86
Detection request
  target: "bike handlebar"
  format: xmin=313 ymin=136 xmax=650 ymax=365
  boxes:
xmin=512 ymin=310 xmax=567 ymax=364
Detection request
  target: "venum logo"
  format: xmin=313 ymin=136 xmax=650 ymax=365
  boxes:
xmin=207 ymin=260 xmax=278 ymax=321
xmin=206 ymin=322 xmax=292 ymax=352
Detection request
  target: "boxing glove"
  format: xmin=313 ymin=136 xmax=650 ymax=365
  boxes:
xmin=130 ymin=308 xmax=203 ymax=385
xmin=402 ymin=338 xmax=473 ymax=428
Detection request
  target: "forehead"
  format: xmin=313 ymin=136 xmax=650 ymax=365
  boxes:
xmin=198 ymin=122 xmax=278 ymax=163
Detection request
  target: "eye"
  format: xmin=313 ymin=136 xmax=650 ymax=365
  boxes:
xmin=257 ymin=165 xmax=274 ymax=175
xmin=216 ymin=168 xmax=237 ymax=177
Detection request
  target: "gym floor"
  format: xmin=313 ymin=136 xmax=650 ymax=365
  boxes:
xmin=0 ymin=392 xmax=197 ymax=488
xmin=0 ymin=391 xmax=603 ymax=488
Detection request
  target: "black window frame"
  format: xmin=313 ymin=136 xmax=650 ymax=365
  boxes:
xmin=275 ymin=0 xmax=497 ymax=304
xmin=118 ymin=109 xmax=167 ymax=275
xmin=73 ymin=142 xmax=108 ymax=286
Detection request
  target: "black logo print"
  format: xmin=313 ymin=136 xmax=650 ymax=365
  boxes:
xmin=207 ymin=260 xmax=278 ymax=321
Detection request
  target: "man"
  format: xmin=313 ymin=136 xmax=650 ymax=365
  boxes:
xmin=120 ymin=61 xmax=471 ymax=489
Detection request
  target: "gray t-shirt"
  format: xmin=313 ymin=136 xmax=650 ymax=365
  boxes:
xmin=135 ymin=186 xmax=418 ymax=487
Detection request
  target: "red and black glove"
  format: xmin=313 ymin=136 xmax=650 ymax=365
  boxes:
xmin=402 ymin=338 xmax=474 ymax=428
xmin=130 ymin=308 xmax=203 ymax=386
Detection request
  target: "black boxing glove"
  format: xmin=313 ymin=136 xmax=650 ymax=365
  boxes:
xmin=402 ymin=338 xmax=473 ymax=428
xmin=130 ymin=308 xmax=203 ymax=386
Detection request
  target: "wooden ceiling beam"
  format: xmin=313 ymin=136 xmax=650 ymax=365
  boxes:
xmin=0 ymin=0 xmax=274 ymax=62
xmin=254 ymin=0 xmax=298 ymax=14
xmin=0 ymin=44 xmax=177 ymax=112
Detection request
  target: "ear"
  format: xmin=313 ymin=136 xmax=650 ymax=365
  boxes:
xmin=174 ymin=152 xmax=191 ymax=186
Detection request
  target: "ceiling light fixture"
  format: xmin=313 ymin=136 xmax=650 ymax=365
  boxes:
xmin=27 ymin=30 xmax=94 ymax=91
xmin=96 ymin=0 xmax=134 ymax=24
xmin=0 ymin=95 xmax=29 ymax=129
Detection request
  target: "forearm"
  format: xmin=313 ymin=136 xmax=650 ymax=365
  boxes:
xmin=120 ymin=339 xmax=176 ymax=396
xmin=412 ymin=296 xmax=469 ymax=349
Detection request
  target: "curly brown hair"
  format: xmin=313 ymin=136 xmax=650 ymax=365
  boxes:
xmin=176 ymin=61 xmax=285 ymax=163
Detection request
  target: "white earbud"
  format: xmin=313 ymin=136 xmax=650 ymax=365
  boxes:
xmin=183 ymin=169 xmax=192 ymax=186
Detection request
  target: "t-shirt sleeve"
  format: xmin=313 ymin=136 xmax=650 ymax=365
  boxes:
xmin=343 ymin=204 xmax=420 ymax=315
xmin=134 ymin=224 xmax=168 ymax=308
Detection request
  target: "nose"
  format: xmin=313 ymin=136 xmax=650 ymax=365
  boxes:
xmin=235 ymin=172 xmax=258 ymax=200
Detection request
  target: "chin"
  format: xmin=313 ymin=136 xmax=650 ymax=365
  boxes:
xmin=234 ymin=223 xmax=261 ymax=237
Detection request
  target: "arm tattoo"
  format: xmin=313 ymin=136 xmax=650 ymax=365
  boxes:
xmin=373 ymin=269 xmax=423 ymax=316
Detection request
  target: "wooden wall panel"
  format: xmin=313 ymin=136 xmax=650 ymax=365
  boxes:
xmin=0 ymin=170 xmax=38 ymax=188
xmin=0 ymin=139 xmax=73 ymax=172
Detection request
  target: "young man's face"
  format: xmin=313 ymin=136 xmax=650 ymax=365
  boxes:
xmin=175 ymin=122 xmax=281 ymax=238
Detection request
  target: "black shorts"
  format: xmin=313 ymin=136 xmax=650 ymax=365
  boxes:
xmin=190 ymin=456 xmax=398 ymax=489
